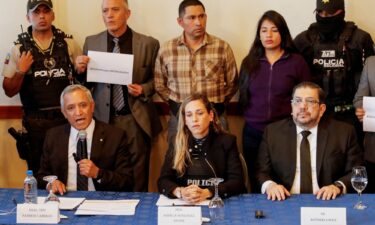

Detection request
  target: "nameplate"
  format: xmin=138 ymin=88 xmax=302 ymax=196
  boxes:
xmin=301 ymin=207 xmax=346 ymax=225
xmin=17 ymin=203 xmax=60 ymax=224
xmin=158 ymin=206 xmax=202 ymax=225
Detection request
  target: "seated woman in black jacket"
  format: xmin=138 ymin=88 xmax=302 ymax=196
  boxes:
xmin=158 ymin=93 xmax=246 ymax=204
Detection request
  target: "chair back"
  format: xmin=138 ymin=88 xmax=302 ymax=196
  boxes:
xmin=239 ymin=153 xmax=251 ymax=193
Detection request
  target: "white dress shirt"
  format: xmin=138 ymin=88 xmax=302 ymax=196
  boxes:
xmin=66 ymin=119 xmax=96 ymax=191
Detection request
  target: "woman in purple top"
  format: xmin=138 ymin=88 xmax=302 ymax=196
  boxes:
xmin=239 ymin=10 xmax=311 ymax=193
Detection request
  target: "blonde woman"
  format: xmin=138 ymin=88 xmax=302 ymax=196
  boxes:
xmin=158 ymin=93 xmax=245 ymax=203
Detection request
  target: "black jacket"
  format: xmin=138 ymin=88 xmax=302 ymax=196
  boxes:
xmin=158 ymin=131 xmax=246 ymax=198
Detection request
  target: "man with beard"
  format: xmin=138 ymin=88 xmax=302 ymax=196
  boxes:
xmin=256 ymin=82 xmax=362 ymax=201
xmin=294 ymin=0 xmax=374 ymax=142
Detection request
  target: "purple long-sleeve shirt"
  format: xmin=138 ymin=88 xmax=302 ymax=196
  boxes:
xmin=243 ymin=53 xmax=311 ymax=131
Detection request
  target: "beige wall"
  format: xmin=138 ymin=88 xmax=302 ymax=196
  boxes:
xmin=2 ymin=0 xmax=375 ymax=104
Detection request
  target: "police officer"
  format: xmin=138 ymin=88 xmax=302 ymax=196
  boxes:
xmin=294 ymin=0 xmax=374 ymax=142
xmin=2 ymin=0 xmax=81 ymax=174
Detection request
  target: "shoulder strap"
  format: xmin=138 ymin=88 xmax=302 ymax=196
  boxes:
xmin=306 ymin=23 xmax=320 ymax=46
xmin=338 ymin=22 xmax=357 ymax=48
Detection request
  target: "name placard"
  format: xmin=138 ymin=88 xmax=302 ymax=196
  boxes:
xmin=17 ymin=203 xmax=60 ymax=224
xmin=301 ymin=207 xmax=346 ymax=225
xmin=158 ymin=206 xmax=202 ymax=225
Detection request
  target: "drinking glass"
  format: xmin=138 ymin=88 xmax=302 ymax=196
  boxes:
xmin=351 ymin=166 xmax=368 ymax=210
xmin=208 ymin=178 xmax=224 ymax=221
xmin=43 ymin=175 xmax=60 ymax=203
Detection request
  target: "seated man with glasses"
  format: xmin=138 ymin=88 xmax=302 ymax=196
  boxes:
xmin=255 ymin=81 xmax=362 ymax=201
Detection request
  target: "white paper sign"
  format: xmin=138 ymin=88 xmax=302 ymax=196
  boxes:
xmin=158 ymin=206 xmax=202 ymax=225
xmin=301 ymin=207 xmax=346 ymax=225
xmin=75 ymin=199 xmax=139 ymax=216
xmin=16 ymin=203 xmax=60 ymax=224
xmin=363 ymin=96 xmax=375 ymax=132
xmin=87 ymin=50 xmax=133 ymax=85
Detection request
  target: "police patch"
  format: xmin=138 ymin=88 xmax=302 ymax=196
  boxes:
xmin=4 ymin=53 xmax=10 ymax=65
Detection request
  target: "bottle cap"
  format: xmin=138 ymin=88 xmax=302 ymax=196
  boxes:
xmin=26 ymin=170 xmax=33 ymax=176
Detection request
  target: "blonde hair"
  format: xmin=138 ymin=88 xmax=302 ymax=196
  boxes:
xmin=173 ymin=93 xmax=224 ymax=176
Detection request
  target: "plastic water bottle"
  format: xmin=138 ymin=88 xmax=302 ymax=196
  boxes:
xmin=24 ymin=170 xmax=38 ymax=204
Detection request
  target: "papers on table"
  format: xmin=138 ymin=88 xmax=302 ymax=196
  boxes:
xmin=87 ymin=50 xmax=134 ymax=85
xmin=363 ymin=97 xmax=375 ymax=132
xmin=156 ymin=194 xmax=209 ymax=206
xmin=37 ymin=197 xmax=85 ymax=210
xmin=75 ymin=199 xmax=140 ymax=216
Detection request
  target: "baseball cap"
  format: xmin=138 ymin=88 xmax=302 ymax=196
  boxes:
xmin=316 ymin=0 xmax=344 ymax=14
xmin=27 ymin=0 xmax=53 ymax=12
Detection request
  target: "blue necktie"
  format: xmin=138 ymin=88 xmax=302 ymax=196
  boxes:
xmin=112 ymin=38 xmax=125 ymax=111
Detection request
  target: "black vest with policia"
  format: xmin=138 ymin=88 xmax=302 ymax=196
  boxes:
xmin=16 ymin=26 xmax=74 ymax=110
xmin=307 ymin=22 xmax=364 ymax=112
xmin=184 ymin=136 xmax=216 ymax=188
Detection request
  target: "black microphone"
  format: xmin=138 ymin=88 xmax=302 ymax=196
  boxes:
xmin=77 ymin=130 xmax=88 ymax=160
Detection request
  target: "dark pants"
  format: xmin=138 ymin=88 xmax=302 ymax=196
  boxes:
xmin=23 ymin=110 xmax=66 ymax=175
xmin=365 ymin=161 xmax=375 ymax=193
xmin=242 ymin=123 xmax=263 ymax=193
xmin=111 ymin=114 xmax=151 ymax=192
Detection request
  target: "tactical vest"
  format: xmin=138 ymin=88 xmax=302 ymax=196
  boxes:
xmin=16 ymin=26 xmax=74 ymax=110
xmin=308 ymin=22 xmax=358 ymax=112
xmin=184 ymin=140 xmax=215 ymax=188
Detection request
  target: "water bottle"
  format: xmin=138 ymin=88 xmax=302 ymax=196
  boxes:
xmin=24 ymin=170 xmax=38 ymax=204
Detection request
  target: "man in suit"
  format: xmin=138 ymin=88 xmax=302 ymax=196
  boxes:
xmin=75 ymin=0 xmax=162 ymax=191
xmin=256 ymin=81 xmax=362 ymax=201
xmin=37 ymin=84 xmax=133 ymax=193
xmin=354 ymin=56 xmax=375 ymax=193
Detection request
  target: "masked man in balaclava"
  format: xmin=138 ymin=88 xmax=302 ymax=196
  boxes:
xmin=294 ymin=0 xmax=374 ymax=146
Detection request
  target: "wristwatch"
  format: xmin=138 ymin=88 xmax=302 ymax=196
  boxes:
xmin=334 ymin=181 xmax=344 ymax=194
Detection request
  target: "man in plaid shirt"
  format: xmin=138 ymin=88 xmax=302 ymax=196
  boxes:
xmin=154 ymin=0 xmax=238 ymax=140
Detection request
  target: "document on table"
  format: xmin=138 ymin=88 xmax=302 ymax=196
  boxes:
xmin=363 ymin=96 xmax=375 ymax=132
xmin=156 ymin=194 xmax=209 ymax=206
xmin=75 ymin=199 xmax=140 ymax=215
xmin=37 ymin=197 xmax=85 ymax=210
xmin=87 ymin=50 xmax=134 ymax=85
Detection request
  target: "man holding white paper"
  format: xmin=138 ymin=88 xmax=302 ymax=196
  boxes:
xmin=75 ymin=0 xmax=162 ymax=192
xmin=353 ymin=56 xmax=375 ymax=193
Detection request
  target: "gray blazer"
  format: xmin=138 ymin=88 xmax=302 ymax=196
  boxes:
xmin=354 ymin=56 xmax=375 ymax=162
xmin=83 ymin=29 xmax=162 ymax=138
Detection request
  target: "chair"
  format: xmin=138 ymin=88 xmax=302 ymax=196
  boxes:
xmin=239 ymin=153 xmax=251 ymax=193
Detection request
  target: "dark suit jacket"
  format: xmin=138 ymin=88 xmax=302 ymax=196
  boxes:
xmin=37 ymin=120 xmax=133 ymax=192
xmin=158 ymin=131 xmax=246 ymax=198
xmin=256 ymin=117 xmax=362 ymax=191
xmin=83 ymin=28 xmax=162 ymax=138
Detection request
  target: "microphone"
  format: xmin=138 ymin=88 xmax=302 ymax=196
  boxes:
xmin=77 ymin=130 xmax=88 ymax=160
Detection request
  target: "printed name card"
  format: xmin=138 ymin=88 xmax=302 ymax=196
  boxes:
xmin=158 ymin=206 xmax=202 ymax=225
xmin=301 ymin=207 xmax=346 ymax=225
xmin=17 ymin=203 xmax=60 ymax=224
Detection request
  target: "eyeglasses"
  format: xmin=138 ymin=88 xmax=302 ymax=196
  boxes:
xmin=291 ymin=98 xmax=320 ymax=107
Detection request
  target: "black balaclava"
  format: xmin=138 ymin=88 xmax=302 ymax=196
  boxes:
xmin=316 ymin=11 xmax=345 ymax=40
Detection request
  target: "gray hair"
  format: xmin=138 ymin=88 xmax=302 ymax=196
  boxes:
xmin=60 ymin=84 xmax=94 ymax=109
